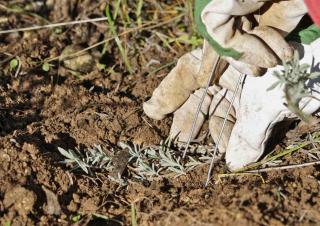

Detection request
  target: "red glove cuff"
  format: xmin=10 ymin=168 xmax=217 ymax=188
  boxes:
xmin=305 ymin=0 xmax=320 ymax=26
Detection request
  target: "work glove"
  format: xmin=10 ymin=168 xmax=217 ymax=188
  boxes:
xmin=197 ymin=0 xmax=308 ymax=75
xmin=169 ymin=74 xmax=239 ymax=152
xmin=143 ymin=41 xmax=228 ymax=120
xmin=144 ymin=0 xmax=309 ymax=120
xmin=170 ymin=38 xmax=320 ymax=170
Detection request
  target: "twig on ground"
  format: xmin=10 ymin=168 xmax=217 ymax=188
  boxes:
xmin=245 ymin=161 xmax=320 ymax=173
xmin=0 ymin=17 xmax=109 ymax=34
xmin=234 ymin=139 xmax=318 ymax=173
xmin=216 ymin=172 xmax=265 ymax=184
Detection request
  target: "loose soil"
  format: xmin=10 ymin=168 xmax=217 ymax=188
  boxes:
xmin=0 ymin=1 xmax=320 ymax=226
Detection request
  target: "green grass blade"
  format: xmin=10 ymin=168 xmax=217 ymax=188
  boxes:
xmin=136 ymin=0 xmax=144 ymax=26
xmin=112 ymin=0 xmax=121 ymax=21
xmin=131 ymin=203 xmax=138 ymax=226
xmin=105 ymin=5 xmax=134 ymax=74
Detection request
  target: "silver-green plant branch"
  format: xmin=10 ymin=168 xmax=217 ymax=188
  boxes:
xmin=58 ymin=145 xmax=113 ymax=174
xmin=268 ymin=50 xmax=320 ymax=122
xmin=58 ymin=137 xmax=209 ymax=181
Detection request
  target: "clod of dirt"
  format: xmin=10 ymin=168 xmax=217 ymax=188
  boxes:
xmin=110 ymin=148 xmax=130 ymax=179
xmin=79 ymin=198 xmax=99 ymax=213
xmin=42 ymin=186 xmax=61 ymax=216
xmin=3 ymin=186 xmax=36 ymax=216
xmin=60 ymin=45 xmax=94 ymax=74
xmin=22 ymin=142 xmax=39 ymax=160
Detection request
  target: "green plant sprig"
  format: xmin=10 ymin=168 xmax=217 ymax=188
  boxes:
xmin=268 ymin=50 xmax=320 ymax=122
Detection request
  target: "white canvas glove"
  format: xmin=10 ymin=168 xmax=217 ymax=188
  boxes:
xmin=143 ymin=42 xmax=228 ymax=120
xmin=226 ymin=39 xmax=320 ymax=170
xmin=170 ymin=76 xmax=238 ymax=152
xmin=170 ymin=38 xmax=320 ymax=170
xmin=198 ymin=0 xmax=307 ymax=75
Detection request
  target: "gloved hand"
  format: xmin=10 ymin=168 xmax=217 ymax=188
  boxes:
xmin=169 ymin=72 xmax=239 ymax=152
xmin=144 ymin=0 xmax=309 ymax=121
xmin=143 ymin=41 xmax=228 ymax=120
xmin=197 ymin=0 xmax=308 ymax=75
xmin=170 ymin=38 xmax=320 ymax=170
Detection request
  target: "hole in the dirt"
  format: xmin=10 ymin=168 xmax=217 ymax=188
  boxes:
xmin=257 ymin=202 xmax=268 ymax=212
xmin=52 ymin=74 xmax=68 ymax=86
xmin=116 ymin=91 xmax=137 ymax=101
xmin=87 ymin=215 xmax=124 ymax=226
xmin=241 ymin=199 xmax=252 ymax=207
xmin=99 ymin=52 xmax=116 ymax=68
xmin=282 ymin=174 xmax=296 ymax=183
xmin=159 ymin=178 xmax=174 ymax=193
xmin=0 ymin=112 xmax=42 ymax=136
xmin=81 ymin=80 xmax=110 ymax=94
xmin=59 ymin=183 xmax=78 ymax=214
xmin=307 ymin=192 xmax=318 ymax=206
xmin=313 ymin=165 xmax=320 ymax=172
xmin=142 ymin=179 xmax=151 ymax=187
xmin=25 ymin=180 xmax=47 ymax=220
xmin=140 ymin=30 xmax=152 ymax=38
xmin=137 ymin=198 xmax=154 ymax=212
xmin=49 ymin=132 xmax=78 ymax=151
xmin=295 ymin=194 xmax=302 ymax=203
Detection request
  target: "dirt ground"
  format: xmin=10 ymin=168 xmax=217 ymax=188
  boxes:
xmin=0 ymin=1 xmax=320 ymax=226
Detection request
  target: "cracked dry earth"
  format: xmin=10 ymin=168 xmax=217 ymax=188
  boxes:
xmin=0 ymin=0 xmax=320 ymax=225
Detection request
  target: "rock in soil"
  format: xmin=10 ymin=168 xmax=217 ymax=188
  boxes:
xmin=3 ymin=186 xmax=36 ymax=216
